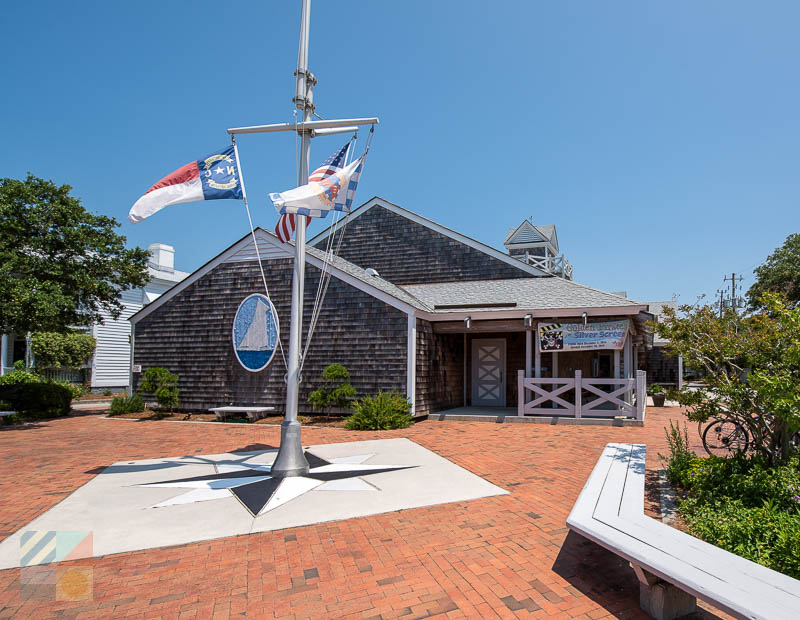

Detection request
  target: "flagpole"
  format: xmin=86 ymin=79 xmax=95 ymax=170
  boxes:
xmin=271 ymin=0 xmax=313 ymax=478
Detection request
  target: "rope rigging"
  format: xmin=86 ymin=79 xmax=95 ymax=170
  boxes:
xmin=299 ymin=125 xmax=375 ymax=375
xmin=231 ymin=135 xmax=288 ymax=370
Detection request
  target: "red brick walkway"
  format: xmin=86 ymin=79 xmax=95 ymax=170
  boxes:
xmin=0 ymin=410 xmax=718 ymax=619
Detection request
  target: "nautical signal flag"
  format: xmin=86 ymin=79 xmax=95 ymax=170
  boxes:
xmin=273 ymin=141 xmax=351 ymax=243
xmin=270 ymin=156 xmax=363 ymax=219
xmin=129 ymin=145 xmax=243 ymax=224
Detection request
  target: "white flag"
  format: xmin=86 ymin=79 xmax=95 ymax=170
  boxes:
xmin=269 ymin=157 xmax=362 ymax=218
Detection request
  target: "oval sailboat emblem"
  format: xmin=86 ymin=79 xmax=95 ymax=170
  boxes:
xmin=232 ymin=294 xmax=280 ymax=372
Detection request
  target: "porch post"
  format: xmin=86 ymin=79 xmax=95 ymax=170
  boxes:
xmin=525 ymin=329 xmax=532 ymax=408
xmin=551 ymin=352 xmax=558 ymax=409
xmin=678 ymin=355 xmax=684 ymax=390
xmin=575 ymin=370 xmax=582 ymax=419
xmin=636 ymin=369 xmax=647 ymax=421
xmin=534 ymin=326 xmax=541 ymax=378
xmin=613 ymin=349 xmax=620 ymax=379
xmin=406 ymin=314 xmax=416 ymax=415
xmin=525 ymin=330 xmax=532 ymax=378
xmin=0 ymin=334 xmax=8 ymax=375
xmin=463 ymin=333 xmax=467 ymax=407
xmin=517 ymin=369 xmax=525 ymax=416
xmin=623 ymin=333 xmax=632 ymax=405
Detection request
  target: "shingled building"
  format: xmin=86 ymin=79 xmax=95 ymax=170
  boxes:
xmin=130 ymin=197 xmax=654 ymax=418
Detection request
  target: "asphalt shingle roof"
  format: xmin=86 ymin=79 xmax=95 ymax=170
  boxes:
xmin=401 ymin=278 xmax=645 ymax=313
xmin=305 ymin=245 xmax=430 ymax=311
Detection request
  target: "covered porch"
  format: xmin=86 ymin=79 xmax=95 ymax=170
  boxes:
xmin=419 ymin=312 xmax=651 ymax=422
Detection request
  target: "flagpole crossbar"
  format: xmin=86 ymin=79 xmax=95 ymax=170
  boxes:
xmin=227 ymin=117 xmax=379 ymax=136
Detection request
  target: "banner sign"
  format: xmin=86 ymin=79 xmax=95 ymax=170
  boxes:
xmin=538 ymin=320 xmax=629 ymax=352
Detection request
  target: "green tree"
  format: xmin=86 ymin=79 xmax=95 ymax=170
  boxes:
xmin=308 ymin=363 xmax=356 ymax=420
xmin=655 ymin=294 xmax=800 ymax=465
xmin=0 ymin=174 xmax=149 ymax=334
xmin=747 ymin=234 xmax=800 ymax=309
xmin=30 ymin=331 xmax=96 ymax=369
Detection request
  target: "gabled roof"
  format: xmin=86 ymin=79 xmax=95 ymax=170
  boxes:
xmin=129 ymin=228 xmax=429 ymax=324
xmin=308 ymin=196 xmax=549 ymax=277
xmin=504 ymin=220 xmax=559 ymax=253
xmin=402 ymin=278 xmax=646 ymax=314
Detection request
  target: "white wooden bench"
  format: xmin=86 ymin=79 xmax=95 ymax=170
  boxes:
xmin=208 ymin=406 xmax=275 ymax=422
xmin=0 ymin=411 xmax=16 ymax=418
xmin=566 ymin=443 xmax=800 ymax=620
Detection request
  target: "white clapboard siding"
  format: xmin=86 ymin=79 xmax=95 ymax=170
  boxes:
xmin=225 ymin=237 xmax=292 ymax=263
xmin=91 ymin=288 xmax=143 ymax=388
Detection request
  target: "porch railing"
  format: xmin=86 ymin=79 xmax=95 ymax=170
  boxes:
xmin=521 ymin=253 xmax=574 ymax=280
xmin=517 ymin=370 xmax=646 ymax=421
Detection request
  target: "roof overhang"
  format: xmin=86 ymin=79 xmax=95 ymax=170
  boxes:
xmin=416 ymin=304 xmax=648 ymax=322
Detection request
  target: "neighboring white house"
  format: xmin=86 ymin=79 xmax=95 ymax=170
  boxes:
xmin=89 ymin=243 xmax=189 ymax=391
xmin=0 ymin=243 xmax=188 ymax=390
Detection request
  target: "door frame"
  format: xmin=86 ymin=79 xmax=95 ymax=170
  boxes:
xmin=471 ymin=338 xmax=507 ymax=407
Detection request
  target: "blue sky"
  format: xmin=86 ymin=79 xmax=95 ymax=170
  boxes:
xmin=3 ymin=1 xmax=798 ymax=304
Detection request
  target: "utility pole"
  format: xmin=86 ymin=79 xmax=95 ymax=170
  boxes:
xmin=723 ymin=273 xmax=744 ymax=314
xmin=716 ymin=289 xmax=725 ymax=318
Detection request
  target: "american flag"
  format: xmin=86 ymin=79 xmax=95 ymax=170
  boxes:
xmin=275 ymin=142 xmax=351 ymax=243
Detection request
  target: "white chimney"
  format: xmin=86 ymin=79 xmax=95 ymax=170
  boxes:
xmin=148 ymin=243 xmax=175 ymax=271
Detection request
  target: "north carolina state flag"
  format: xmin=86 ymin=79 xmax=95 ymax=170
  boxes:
xmin=129 ymin=145 xmax=242 ymax=223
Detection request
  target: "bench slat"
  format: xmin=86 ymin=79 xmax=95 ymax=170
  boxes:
xmin=567 ymin=442 xmax=800 ymax=620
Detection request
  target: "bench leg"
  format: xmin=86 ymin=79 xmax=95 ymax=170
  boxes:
xmin=631 ymin=564 xmax=696 ymax=620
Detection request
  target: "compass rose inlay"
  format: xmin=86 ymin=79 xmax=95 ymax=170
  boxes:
xmin=138 ymin=451 xmax=415 ymax=517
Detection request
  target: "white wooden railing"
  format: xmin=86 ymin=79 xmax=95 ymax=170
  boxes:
xmin=521 ymin=253 xmax=574 ymax=280
xmin=517 ymin=370 xmax=646 ymax=420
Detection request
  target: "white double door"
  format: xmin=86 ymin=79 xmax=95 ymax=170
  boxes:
xmin=471 ymin=338 xmax=506 ymax=407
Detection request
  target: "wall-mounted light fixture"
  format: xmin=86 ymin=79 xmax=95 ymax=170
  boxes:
xmin=464 ymin=316 xmax=472 ymax=329
xmin=523 ymin=314 xmax=533 ymax=328
xmin=582 ymin=311 xmax=588 ymax=326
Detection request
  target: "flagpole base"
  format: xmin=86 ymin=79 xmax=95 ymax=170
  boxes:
xmin=270 ymin=420 xmax=310 ymax=478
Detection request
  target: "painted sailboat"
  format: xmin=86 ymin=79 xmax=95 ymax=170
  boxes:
xmin=234 ymin=295 xmax=277 ymax=371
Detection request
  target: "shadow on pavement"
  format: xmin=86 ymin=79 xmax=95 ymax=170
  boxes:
xmin=553 ymin=531 xmax=722 ymax=619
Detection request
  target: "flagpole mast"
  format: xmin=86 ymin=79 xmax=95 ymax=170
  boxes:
xmin=271 ymin=0 xmax=313 ymax=478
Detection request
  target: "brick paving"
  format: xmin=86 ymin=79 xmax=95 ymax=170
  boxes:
xmin=0 ymin=409 xmax=720 ymax=619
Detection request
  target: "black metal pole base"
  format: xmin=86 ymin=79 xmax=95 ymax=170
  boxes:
xmin=270 ymin=420 xmax=310 ymax=478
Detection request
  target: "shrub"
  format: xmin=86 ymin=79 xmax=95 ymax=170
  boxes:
xmin=0 ymin=382 xmax=71 ymax=418
xmin=30 ymin=331 xmax=96 ymax=369
xmin=0 ymin=370 xmax=40 ymax=386
xmin=51 ymin=380 xmax=84 ymax=400
xmin=650 ymin=384 xmax=664 ymax=394
xmin=138 ymin=367 xmax=179 ymax=410
xmin=667 ymin=441 xmax=800 ymax=578
xmin=661 ymin=421 xmax=698 ymax=486
xmin=108 ymin=394 xmax=145 ymax=416
xmin=308 ymin=363 xmax=356 ymax=419
xmin=345 ymin=391 xmax=413 ymax=431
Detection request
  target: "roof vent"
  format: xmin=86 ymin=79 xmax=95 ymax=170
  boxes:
xmin=365 ymin=268 xmax=380 ymax=277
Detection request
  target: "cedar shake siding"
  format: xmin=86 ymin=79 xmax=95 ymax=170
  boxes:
xmin=314 ymin=205 xmax=531 ymax=285
xmin=133 ymin=259 xmax=408 ymax=412
xmin=415 ymin=320 xmax=463 ymax=415
xmin=646 ymin=345 xmax=680 ymax=386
